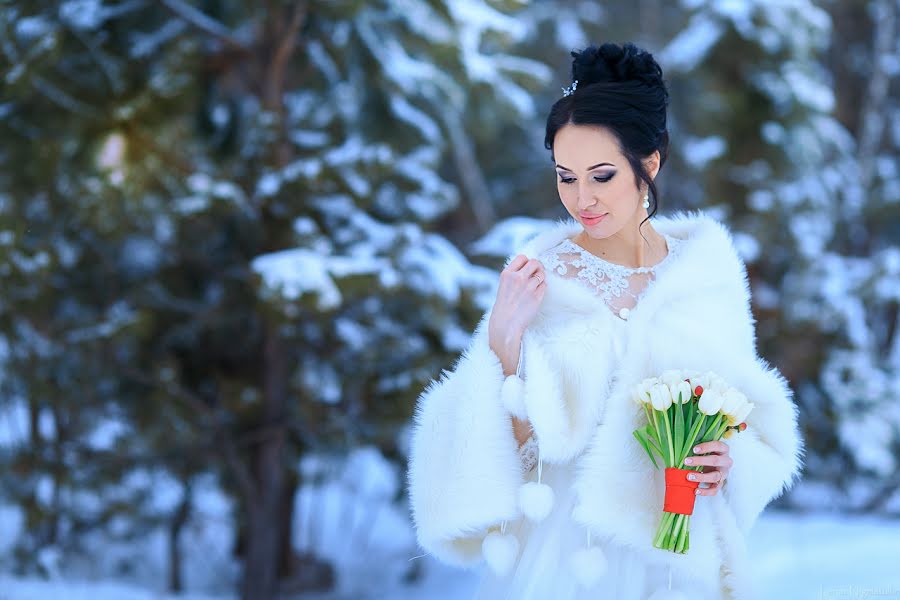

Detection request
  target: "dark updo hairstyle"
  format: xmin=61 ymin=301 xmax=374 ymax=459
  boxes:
xmin=545 ymin=42 xmax=670 ymax=230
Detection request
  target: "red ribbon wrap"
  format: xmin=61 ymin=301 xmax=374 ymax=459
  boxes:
xmin=663 ymin=467 xmax=700 ymax=515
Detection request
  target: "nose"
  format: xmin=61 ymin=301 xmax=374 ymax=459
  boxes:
xmin=576 ymin=183 xmax=598 ymax=210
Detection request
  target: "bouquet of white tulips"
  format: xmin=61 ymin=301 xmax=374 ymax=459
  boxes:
xmin=631 ymin=369 xmax=753 ymax=554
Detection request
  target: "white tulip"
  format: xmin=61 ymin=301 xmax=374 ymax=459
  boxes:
xmin=732 ymin=401 xmax=754 ymax=424
xmin=680 ymin=368 xmax=699 ymax=380
xmin=697 ymin=386 xmax=725 ymax=415
xmin=669 ymin=381 xmax=687 ymax=404
xmin=649 ymin=383 xmax=673 ymax=411
xmin=632 ymin=377 xmax=657 ymax=405
xmin=641 ymin=376 xmax=660 ymax=388
xmin=630 ymin=382 xmax=642 ymax=405
xmin=660 ymin=369 xmax=684 ymax=389
xmin=661 ymin=384 xmax=675 ymax=410
xmin=648 ymin=385 xmax=663 ymax=411
xmin=688 ymin=371 xmax=711 ymax=393
xmin=707 ymin=372 xmax=728 ymax=391
xmin=720 ymin=388 xmax=746 ymax=417
xmin=674 ymin=380 xmax=693 ymax=404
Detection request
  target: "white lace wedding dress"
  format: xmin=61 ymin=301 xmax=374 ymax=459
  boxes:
xmin=472 ymin=232 xmax=724 ymax=600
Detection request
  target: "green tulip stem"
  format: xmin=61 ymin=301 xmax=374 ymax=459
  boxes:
xmin=663 ymin=406 xmax=675 ymax=466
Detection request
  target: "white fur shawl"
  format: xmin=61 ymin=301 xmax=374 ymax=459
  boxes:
xmin=406 ymin=209 xmax=805 ymax=600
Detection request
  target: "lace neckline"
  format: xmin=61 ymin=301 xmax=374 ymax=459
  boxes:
xmin=539 ymin=233 xmax=686 ymax=322
xmin=559 ymin=234 xmax=679 ymax=273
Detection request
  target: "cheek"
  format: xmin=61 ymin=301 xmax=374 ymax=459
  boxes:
xmin=557 ymin=183 xmax=577 ymax=204
xmin=605 ymin=178 xmax=635 ymax=207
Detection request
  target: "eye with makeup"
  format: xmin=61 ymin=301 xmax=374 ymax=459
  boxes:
xmin=557 ymin=173 xmax=615 ymax=184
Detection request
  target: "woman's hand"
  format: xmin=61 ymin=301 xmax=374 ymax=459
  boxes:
xmin=488 ymin=255 xmax=546 ymax=448
xmin=488 ymin=255 xmax=547 ymax=363
xmin=683 ymin=440 xmax=733 ymax=497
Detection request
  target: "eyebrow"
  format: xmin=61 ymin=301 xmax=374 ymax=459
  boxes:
xmin=555 ymin=162 xmax=615 ymax=172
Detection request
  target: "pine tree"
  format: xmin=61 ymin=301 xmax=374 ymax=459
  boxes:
xmin=656 ymin=0 xmax=900 ymax=509
xmin=0 ymin=0 xmax=552 ymax=596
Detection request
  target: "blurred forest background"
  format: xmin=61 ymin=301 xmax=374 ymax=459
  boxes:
xmin=0 ymin=0 xmax=898 ymax=599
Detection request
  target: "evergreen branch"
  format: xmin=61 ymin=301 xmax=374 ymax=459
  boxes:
xmin=121 ymin=124 xmax=196 ymax=175
xmin=31 ymin=76 xmax=104 ymax=120
xmin=120 ymin=365 xmax=259 ymax=504
xmin=159 ymin=0 xmax=250 ymax=52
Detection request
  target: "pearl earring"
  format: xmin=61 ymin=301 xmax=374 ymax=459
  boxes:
xmin=642 ymin=193 xmax=650 ymax=209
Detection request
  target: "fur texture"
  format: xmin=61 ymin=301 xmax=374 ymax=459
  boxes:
xmin=406 ymin=210 xmax=805 ymax=599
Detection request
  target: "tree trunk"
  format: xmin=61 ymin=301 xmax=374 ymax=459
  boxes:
xmin=240 ymin=323 xmax=288 ymax=600
xmin=441 ymin=109 xmax=496 ymax=233
xmin=279 ymin=470 xmax=298 ymax=576
xmin=242 ymin=503 xmax=283 ymax=600
xmin=168 ymin=483 xmax=191 ymax=593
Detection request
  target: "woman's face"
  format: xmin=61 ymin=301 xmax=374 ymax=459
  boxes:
xmin=553 ymin=123 xmax=659 ymax=239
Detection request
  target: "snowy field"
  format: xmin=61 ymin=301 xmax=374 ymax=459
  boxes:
xmin=0 ymin=510 xmax=897 ymax=599
xmin=399 ymin=511 xmax=900 ymax=600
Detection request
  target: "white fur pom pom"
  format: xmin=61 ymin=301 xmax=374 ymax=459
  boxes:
xmin=482 ymin=531 xmax=519 ymax=576
xmin=501 ymin=374 xmax=527 ymax=419
xmin=517 ymin=481 xmax=554 ymax=522
xmin=569 ymin=545 xmax=608 ymax=589
xmin=647 ymin=588 xmax=689 ymax=600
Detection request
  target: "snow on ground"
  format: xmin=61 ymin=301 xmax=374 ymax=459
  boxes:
xmin=396 ymin=509 xmax=900 ymax=600
xmin=750 ymin=510 xmax=900 ymax=600
xmin=0 ymin=575 xmax=229 ymax=600
xmin=0 ymin=509 xmax=897 ymax=599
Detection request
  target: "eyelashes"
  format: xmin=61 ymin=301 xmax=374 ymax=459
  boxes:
xmin=558 ymin=174 xmax=615 ymax=184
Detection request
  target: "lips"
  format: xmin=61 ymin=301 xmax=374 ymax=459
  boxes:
xmin=581 ymin=213 xmax=608 ymax=224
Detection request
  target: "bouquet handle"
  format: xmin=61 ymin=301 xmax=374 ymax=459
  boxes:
xmin=663 ymin=467 xmax=700 ymax=515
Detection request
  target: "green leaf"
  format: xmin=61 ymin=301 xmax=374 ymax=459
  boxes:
xmin=653 ymin=410 xmax=664 ymax=464
xmin=644 ymin=424 xmax=661 ymax=449
xmin=633 ymin=429 xmax=660 ymax=468
xmin=674 ymin=391 xmax=685 ymax=463
xmin=681 ymin=401 xmax=696 ymax=460
xmin=644 ymin=425 xmax=663 ymax=457
xmin=684 ymin=413 xmax=706 ymax=458
xmin=701 ymin=413 xmax=722 ymax=442
xmin=685 ymin=395 xmax=694 ymax=439
xmin=658 ymin=408 xmax=675 ymax=467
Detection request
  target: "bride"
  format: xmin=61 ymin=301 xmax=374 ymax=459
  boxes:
xmin=407 ymin=41 xmax=804 ymax=600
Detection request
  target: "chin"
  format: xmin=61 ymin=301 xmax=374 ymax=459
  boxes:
xmin=581 ymin=219 xmax=614 ymax=237
xmin=581 ymin=227 xmax=605 ymax=237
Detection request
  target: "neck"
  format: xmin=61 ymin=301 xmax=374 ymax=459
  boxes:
xmin=573 ymin=209 xmax=667 ymax=269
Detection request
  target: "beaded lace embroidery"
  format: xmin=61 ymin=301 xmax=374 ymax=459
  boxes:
xmin=538 ymin=233 xmax=685 ymax=321
xmin=518 ymin=436 xmax=538 ymax=473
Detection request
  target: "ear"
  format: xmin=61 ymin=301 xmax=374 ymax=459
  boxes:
xmin=643 ymin=150 xmax=661 ymax=180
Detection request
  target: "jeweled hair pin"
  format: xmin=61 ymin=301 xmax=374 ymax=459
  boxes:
xmin=561 ymin=79 xmax=578 ymax=97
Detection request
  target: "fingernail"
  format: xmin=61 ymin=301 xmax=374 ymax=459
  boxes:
xmin=688 ymin=474 xmax=697 ymax=480
xmin=695 ymin=489 xmax=700 ymax=495
xmin=694 ymin=446 xmax=701 ymax=453
xmin=684 ymin=458 xmax=693 ymax=464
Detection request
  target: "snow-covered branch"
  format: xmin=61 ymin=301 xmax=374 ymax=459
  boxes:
xmin=159 ymin=0 xmax=250 ymax=51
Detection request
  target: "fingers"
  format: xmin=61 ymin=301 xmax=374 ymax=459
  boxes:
xmin=683 ymin=453 xmax=732 ymax=468
xmin=686 ymin=468 xmax=725 ymax=484
xmin=503 ymin=255 xmax=545 ymax=291
xmin=692 ymin=441 xmax=729 ymax=455
xmin=695 ymin=481 xmax=722 ymax=496
xmin=505 ymin=254 xmax=528 ymax=271
xmin=519 ymin=258 xmax=544 ymax=279
xmin=504 ymin=254 xmax=540 ymax=275
xmin=688 ymin=442 xmax=731 ymax=497
xmin=502 ymin=255 xmax=544 ymax=280
xmin=526 ymin=272 xmax=546 ymax=291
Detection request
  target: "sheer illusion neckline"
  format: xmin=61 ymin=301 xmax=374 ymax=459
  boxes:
xmin=539 ymin=233 xmax=685 ymax=322
xmin=559 ymin=234 xmax=676 ymax=272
